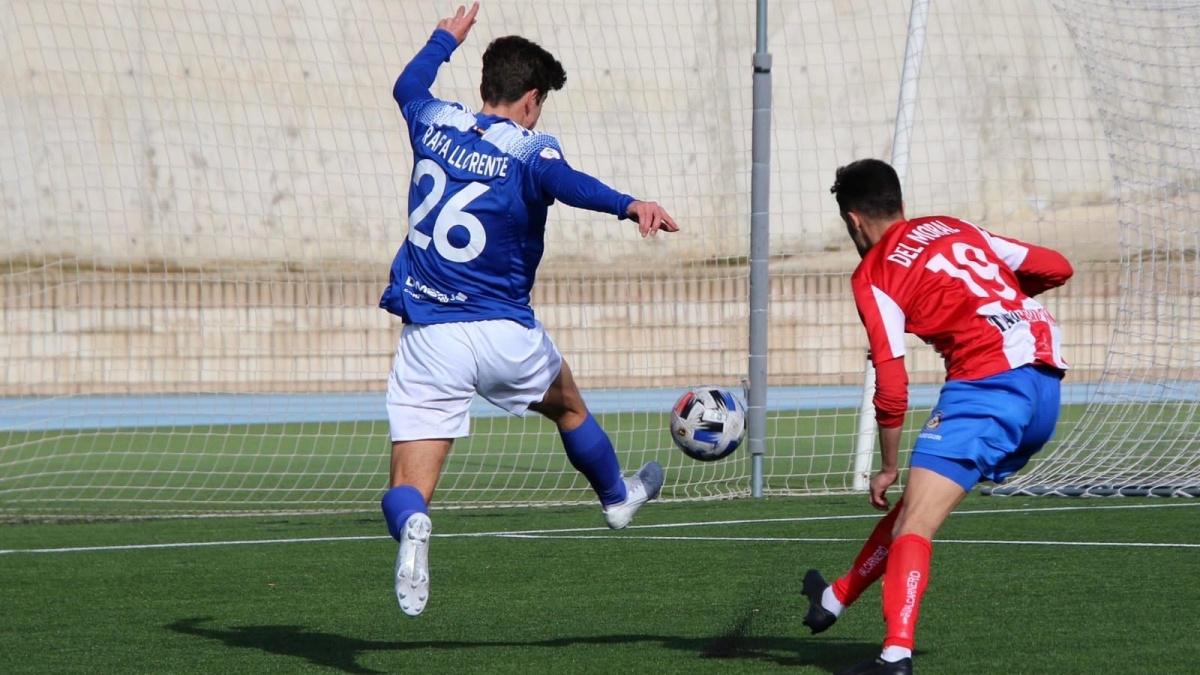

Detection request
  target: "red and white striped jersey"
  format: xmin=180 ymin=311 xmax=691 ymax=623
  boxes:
xmin=852 ymin=215 xmax=1073 ymax=427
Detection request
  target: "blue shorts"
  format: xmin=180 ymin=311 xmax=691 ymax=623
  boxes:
xmin=910 ymin=365 xmax=1062 ymax=492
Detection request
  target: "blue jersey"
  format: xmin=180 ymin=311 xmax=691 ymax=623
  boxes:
xmin=381 ymin=29 xmax=636 ymax=327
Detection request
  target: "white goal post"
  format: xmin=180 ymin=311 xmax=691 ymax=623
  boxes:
xmin=849 ymin=0 xmax=932 ymax=492
xmin=1 ymin=0 xmax=1197 ymax=517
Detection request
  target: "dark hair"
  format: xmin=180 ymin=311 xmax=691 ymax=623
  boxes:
xmin=829 ymin=158 xmax=903 ymax=220
xmin=480 ymin=36 xmax=567 ymax=106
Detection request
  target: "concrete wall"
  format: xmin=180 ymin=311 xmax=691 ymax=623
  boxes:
xmin=0 ymin=263 xmax=1122 ymax=395
xmin=1 ymin=0 xmax=1116 ymax=269
xmin=5 ymin=0 xmax=1189 ymax=396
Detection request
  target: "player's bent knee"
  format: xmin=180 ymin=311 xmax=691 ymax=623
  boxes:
xmin=532 ymin=400 xmax=588 ymax=430
xmin=531 ymin=378 xmax=588 ymax=428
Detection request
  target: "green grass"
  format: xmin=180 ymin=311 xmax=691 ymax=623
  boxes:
xmin=2 ymin=495 xmax=1198 ymax=674
xmin=3 ymin=401 xmax=1199 ymax=672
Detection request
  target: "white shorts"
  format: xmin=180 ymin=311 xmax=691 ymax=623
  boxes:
xmin=386 ymin=319 xmax=563 ymax=442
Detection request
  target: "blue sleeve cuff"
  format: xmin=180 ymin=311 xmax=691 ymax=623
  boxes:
xmin=428 ymin=28 xmax=459 ymax=61
xmin=614 ymin=194 xmax=636 ymax=220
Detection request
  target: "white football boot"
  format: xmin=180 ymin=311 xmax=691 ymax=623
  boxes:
xmin=602 ymin=461 xmax=665 ymax=530
xmin=394 ymin=513 xmax=432 ymax=616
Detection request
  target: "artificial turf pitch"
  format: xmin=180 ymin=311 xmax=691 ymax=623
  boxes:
xmin=3 ymin=494 xmax=1198 ymax=674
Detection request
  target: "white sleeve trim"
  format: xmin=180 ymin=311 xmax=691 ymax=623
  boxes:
xmin=969 ymin=221 xmax=1029 ymax=271
xmin=871 ymin=285 xmax=907 ymax=359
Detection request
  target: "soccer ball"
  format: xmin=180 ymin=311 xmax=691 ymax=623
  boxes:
xmin=669 ymin=386 xmax=747 ymax=461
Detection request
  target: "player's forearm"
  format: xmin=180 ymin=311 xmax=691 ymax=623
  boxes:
xmin=540 ymin=161 xmax=636 ymax=218
xmin=872 ymin=355 xmax=906 ymax=474
xmin=393 ymin=29 xmax=459 ymax=108
xmin=877 ymin=424 xmax=903 ymax=473
xmin=871 ymin=356 xmax=908 ymax=428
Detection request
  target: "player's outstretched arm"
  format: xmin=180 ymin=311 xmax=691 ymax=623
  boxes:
xmin=625 ymin=201 xmax=680 ymax=238
xmin=393 ymin=3 xmax=480 ymax=109
xmin=538 ymin=160 xmax=678 ymax=236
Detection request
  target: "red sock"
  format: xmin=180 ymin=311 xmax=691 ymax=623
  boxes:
xmin=831 ymin=498 xmax=903 ymax=606
xmin=881 ymin=533 xmax=932 ymax=651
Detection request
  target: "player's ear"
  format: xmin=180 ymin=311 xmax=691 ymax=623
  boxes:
xmin=844 ymin=211 xmax=863 ymax=234
xmin=525 ymin=89 xmax=542 ymax=111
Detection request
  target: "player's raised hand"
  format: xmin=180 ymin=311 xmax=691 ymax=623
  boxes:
xmin=437 ymin=2 xmax=480 ymax=45
xmin=626 ymin=200 xmax=680 ymax=237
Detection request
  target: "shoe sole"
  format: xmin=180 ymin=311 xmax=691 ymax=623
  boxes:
xmin=395 ymin=514 xmax=432 ymax=616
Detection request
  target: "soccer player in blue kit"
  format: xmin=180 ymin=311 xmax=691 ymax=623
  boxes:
xmin=378 ymin=3 xmax=680 ymax=617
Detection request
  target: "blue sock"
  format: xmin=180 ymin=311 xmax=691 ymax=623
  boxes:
xmin=560 ymin=412 xmax=626 ymax=506
xmin=381 ymin=485 xmax=427 ymax=542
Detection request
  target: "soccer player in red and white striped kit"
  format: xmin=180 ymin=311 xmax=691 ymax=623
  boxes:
xmin=802 ymin=159 xmax=1074 ymax=675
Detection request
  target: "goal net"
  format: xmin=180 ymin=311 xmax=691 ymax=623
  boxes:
xmin=988 ymin=0 xmax=1200 ymax=497
xmin=1 ymin=0 xmax=1196 ymax=517
xmin=0 ymin=0 xmax=755 ymax=516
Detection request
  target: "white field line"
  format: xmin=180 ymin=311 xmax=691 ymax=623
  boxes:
xmin=2 ymin=500 xmax=1198 ymax=556
xmin=491 ymin=534 xmax=1200 ymax=548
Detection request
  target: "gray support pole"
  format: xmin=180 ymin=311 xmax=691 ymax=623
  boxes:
xmin=748 ymin=0 xmax=772 ymax=497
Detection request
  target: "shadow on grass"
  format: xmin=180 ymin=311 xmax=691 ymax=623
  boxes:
xmin=699 ymin=606 xmax=882 ymax=671
xmin=168 ymin=615 xmax=880 ymax=674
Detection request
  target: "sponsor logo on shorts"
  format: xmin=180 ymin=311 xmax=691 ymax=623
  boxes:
xmin=918 ymin=410 xmax=944 ymax=440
